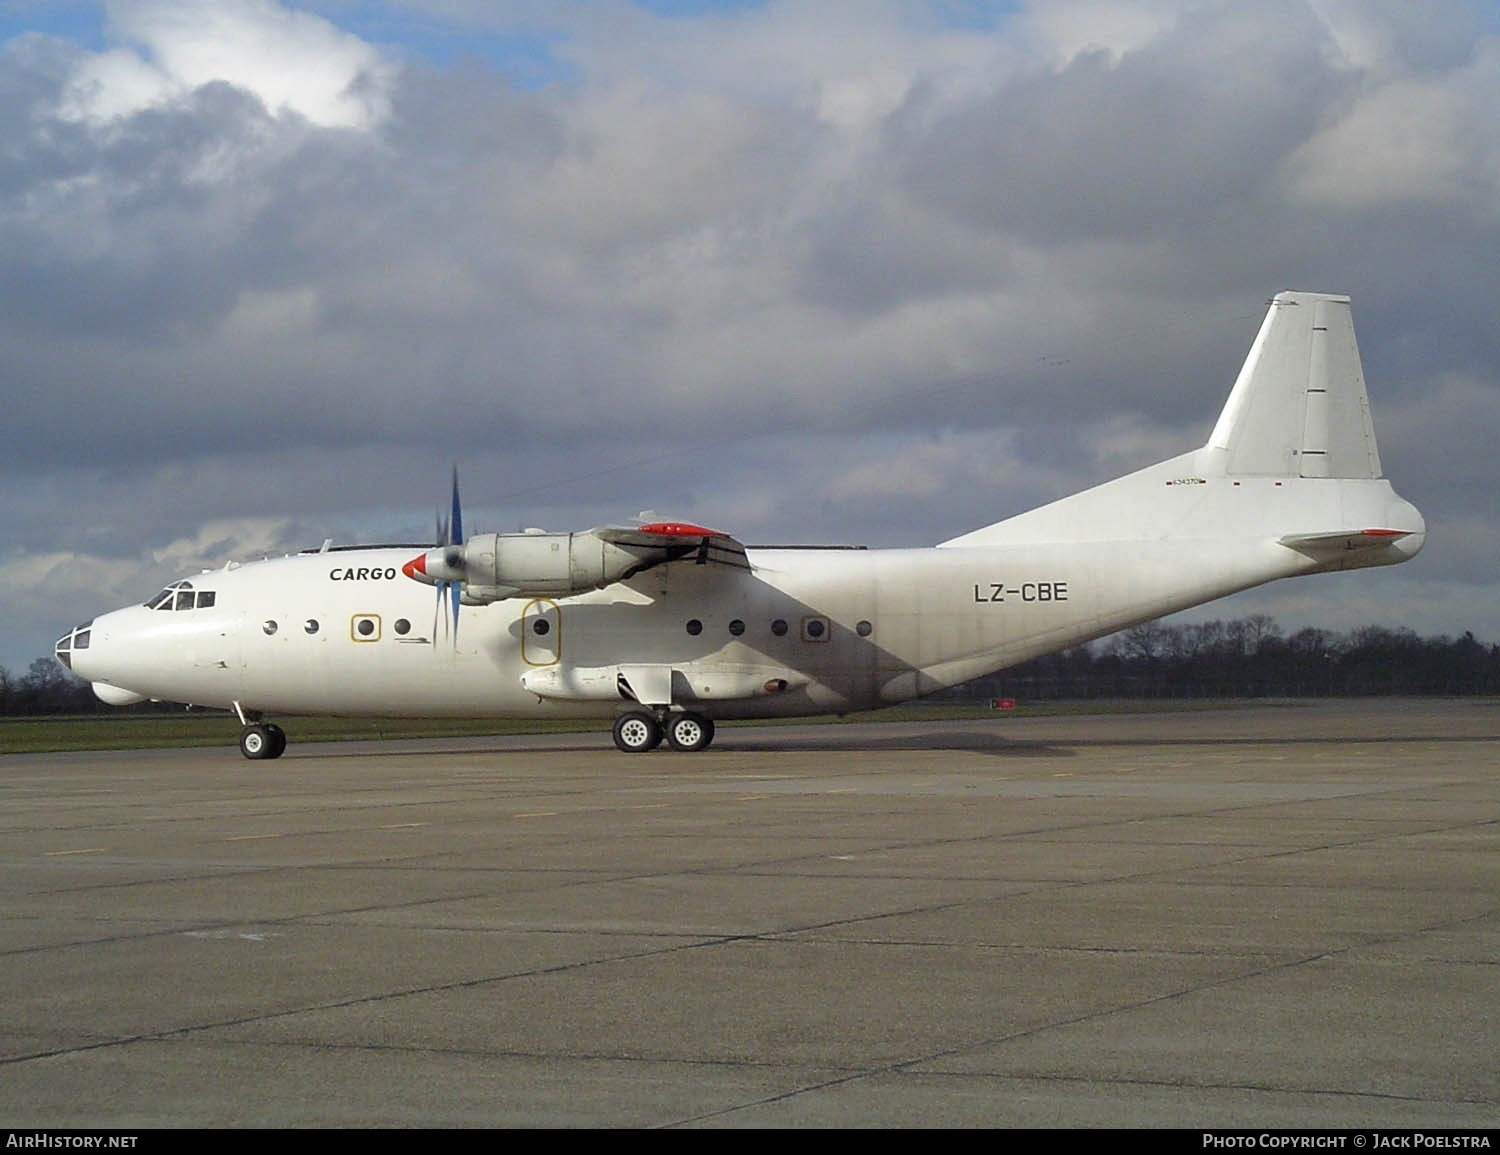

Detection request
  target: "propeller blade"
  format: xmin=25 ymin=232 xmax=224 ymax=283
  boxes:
xmin=412 ymin=466 xmax=465 ymax=645
xmin=449 ymin=464 xmax=462 ymax=546
xmin=448 ymin=466 xmax=463 ymax=640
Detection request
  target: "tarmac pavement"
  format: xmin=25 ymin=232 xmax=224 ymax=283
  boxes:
xmin=1 ymin=699 xmax=1496 ymax=1127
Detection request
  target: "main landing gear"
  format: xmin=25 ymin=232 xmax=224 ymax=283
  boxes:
xmin=611 ymin=709 xmax=716 ymax=753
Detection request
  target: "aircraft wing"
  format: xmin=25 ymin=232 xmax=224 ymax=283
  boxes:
xmin=596 ymin=521 xmax=752 ymax=572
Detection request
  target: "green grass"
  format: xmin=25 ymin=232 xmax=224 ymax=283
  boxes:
xmin=0 ymin=699 xmax=1262 ymax=755
xmin=0 ymin=713 xmax=588 ymax=754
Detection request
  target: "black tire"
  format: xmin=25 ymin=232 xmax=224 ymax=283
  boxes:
xmin=612 ymin=711 xmax=662 ymax=753
xmin=239 ymin=724 xmax=275 ymax=760
xmin=666 ymin=712 xmax=714 ymax=752
xmin=265 ymin=723 xmax=287 ymax=759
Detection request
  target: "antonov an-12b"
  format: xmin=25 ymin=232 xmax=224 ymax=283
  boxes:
xmin=56 ymin=292 xmax=1425 ymax=757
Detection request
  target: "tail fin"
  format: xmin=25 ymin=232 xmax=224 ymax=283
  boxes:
xmin=941 ymin=290 xmax=1418 ymax=550
xmin=1203 ymin=292 xmax=1382 ymax=480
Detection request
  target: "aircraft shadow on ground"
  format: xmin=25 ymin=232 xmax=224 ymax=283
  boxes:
xmin=310 ymin=719 xmax=1499 ymax=761
xmin=711 ymin=729 xmax=1075 ymax=757
xmin=316 ymin=727 xmax=1076 ymax=759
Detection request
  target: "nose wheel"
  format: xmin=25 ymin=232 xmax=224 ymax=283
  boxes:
xmin=239 ymin=723 xmax=287 ymax=760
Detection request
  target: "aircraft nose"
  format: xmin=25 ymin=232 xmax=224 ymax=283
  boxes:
xmin=54 ymin=620 xmax=93 ymax=672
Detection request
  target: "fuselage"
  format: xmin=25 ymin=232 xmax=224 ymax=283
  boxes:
xmin=59 ymin=470 xmax=1422 ymax=723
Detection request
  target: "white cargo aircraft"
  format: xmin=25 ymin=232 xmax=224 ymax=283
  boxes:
xmin=57 ymin=292 xmax=1424 ymax=758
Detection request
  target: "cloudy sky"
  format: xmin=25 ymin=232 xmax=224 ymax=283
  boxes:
xmin=3 ymin=0 xmax=1498 ymax=675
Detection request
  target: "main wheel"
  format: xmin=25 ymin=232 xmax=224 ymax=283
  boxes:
xmin=265 ymin=723 xmax=287 ymax=759
xmin=666 ymin=712 xmax=715 ymax=752
xmin=612 ymin=711 xmax=662 ymax=753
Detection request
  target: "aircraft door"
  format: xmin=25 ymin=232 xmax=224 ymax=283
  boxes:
xmin=521 ymin=599 xmax=561 ymax=666
xmin=192 ymin=607 xmax=245 ymax=699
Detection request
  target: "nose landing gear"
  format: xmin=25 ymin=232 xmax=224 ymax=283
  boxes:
xmin=238 ymin=722 xmax=287 ymax=760
xmin=233 ymin=702 xmax=287 ymax=760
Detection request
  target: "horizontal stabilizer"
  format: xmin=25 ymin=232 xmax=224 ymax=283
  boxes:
xmin=1279 ymin=528 xmax=1412 ymax=555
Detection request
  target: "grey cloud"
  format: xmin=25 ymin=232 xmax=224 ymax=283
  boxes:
xmin=3 ymin=1 xmax=1499 ymax=673
xmin=897 ymin=2 xmax=1341 ymax=243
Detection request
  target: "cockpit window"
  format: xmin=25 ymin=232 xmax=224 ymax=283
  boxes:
xmin=54 ymin=622 xmax=91 ymax=670
xmin=146 ymin=580 xmax=218 ymax=611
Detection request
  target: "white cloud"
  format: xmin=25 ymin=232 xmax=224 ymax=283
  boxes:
xmin=554 ymin=0 xmax=1007 ymax=132
xmin=61 ymin=0 xmax=395 ymax=128
xmin=1080 ymin=414 xmax=1198 ymax=479
xmin=1288 ymin=32 xmax=1500 ymax=211
xmin=823 ymin=436 xmax=980 ymax=502
xmin=58 ymin=45 xmax=176 ymax=122
xmin=215 ymin=286 xmax=322 ymax=345
xmin=5 ymin=0 xmax=1500 ymax=672
xmin=1284 ymin=77 xmax=1468 ymax=207
xmin=149 ymin=517 xmax=300 ymax=572
xmin=0 ymin=517 xmax=305 ymax=671
xmin=1014 ymin=0 xmax=1197 ymax=63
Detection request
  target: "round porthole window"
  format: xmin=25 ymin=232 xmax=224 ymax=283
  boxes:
xmin=394 ymin=619 xmax=410 ymax=635
xmin=857 ymin=620 xmax=873 ymax=637
xmin=533 ymin=618 xmax=550 ymax=636
xmin=685 ymin=619 xmax=703 ymax=636
xmin=304 ymin=619 xmax=319 ymax=634
xmin=771 ymin=619 xmax=788 ymax=636
xmin=728 ymin=619 xmax=745 ymax=636
xmin=263 ymin=620 xmax=278 ymax=636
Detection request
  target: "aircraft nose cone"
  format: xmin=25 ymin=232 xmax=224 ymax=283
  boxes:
xmin=54 ymin=620 xmax=93 ymax=672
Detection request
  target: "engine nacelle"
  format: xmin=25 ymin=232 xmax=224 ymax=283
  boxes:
xmin=403 ymin=521 xmax=734 ymax=602
xmin=454 ymin=530 xmax=652 ymax=602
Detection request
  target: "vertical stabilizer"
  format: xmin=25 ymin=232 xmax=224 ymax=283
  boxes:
xmin=939 ymin=291 xmax=1415 ymax=551
xmin=1204 ymin=292 xmax=1382 ymax=479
